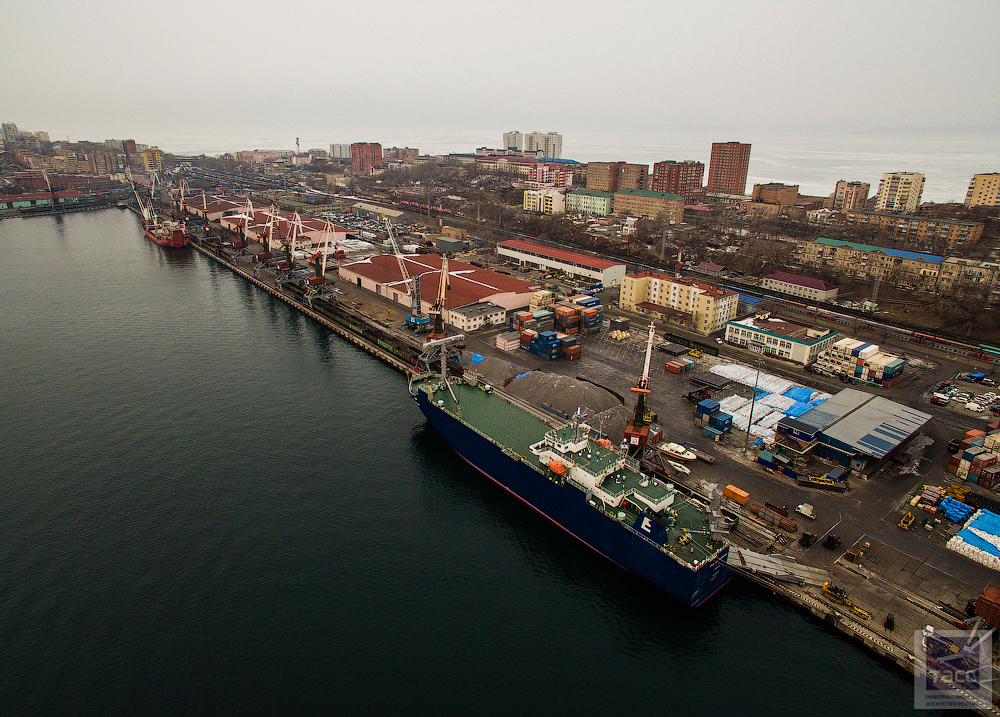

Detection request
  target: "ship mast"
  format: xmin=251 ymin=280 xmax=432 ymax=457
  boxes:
xmin=623 ymin=322 xmax=657 ymax=457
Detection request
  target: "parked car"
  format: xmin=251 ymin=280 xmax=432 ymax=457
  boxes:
xmin=983 ymin=378 xmax=997 ymax=387
xmin=966 ymin=402 xmax=985 ymax=412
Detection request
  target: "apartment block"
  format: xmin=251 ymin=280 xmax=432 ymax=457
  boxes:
xmin=845 ymin=210 xmax=983 ymax=248
xmin=833 ymin=180 xmax=870 ymax=211
xmin=620 ymin=271 xmax=738 ymax=335
xmin=523 ymin=131 xmax=562 ymax=158
xmin=523 ymin=188 xmax=565 ymax=215
xmin=936 ymin=257 xmax=1000 ymax=302
xmin=751 ymin=183 xmax=799 ymax=207
xmin=351 ymin=142 xmax=383 ymax=173
xmin=795 ymin=238 xmax=942 ymax=290
xmin=874 ymin=172 xmax=924 ymax=213
xmin=613 ymin=189 xmax=684 ymax=222
xmin=330 ymin=144 xmax=352 ymax=160
xmin=565 ymin=189 xmax=613 ymax=216
xmin=384 ymin=147 xmax=419 ymax=163
xmin=966 ymin=173 xmax=1000 ymax=207
xmin=650 ymin=160 xmax=704 ymax=197
xmin=142 ymin=146 xmax=162 ymax=172
xmin=707 ymin=142 xmax=751 ymax=195
xmin=586 ymin=162 xmax=648 ymax=193
xmin=503 ymin=131 xmax=523 ymax=150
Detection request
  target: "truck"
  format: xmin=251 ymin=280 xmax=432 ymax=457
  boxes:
xmin=795 ymin=503 xmax=816 ymax=520
xmin=684 ymin=388 xmax=711 ymax=403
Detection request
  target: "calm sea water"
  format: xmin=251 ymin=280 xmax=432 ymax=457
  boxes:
xmin=0 ymin=210 xmax=946 ymax=715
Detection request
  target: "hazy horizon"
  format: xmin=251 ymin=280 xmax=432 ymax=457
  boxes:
xmin=5 ymin=1 xmax=999 ymax=202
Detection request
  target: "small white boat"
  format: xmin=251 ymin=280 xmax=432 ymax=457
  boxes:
xmin=660 ymin=442 xmax=697 ymax=461
xmin=666 ymin=459 xmax=691 ymax=475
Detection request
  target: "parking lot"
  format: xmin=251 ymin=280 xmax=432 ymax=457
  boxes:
xmin=928 ymin=373 xmax=1000 ymax=417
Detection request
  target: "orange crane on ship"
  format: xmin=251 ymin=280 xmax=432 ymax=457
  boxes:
xmin=623 ymin=322 xmax=658 ymax=458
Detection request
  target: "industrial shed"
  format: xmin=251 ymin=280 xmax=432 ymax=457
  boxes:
xmin=775 ymin=388 xmax=932 ymax=478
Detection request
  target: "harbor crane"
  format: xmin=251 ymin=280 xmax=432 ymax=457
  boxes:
xmin=382 ymin=215 xmax=430 ymax=332
xmin=426 ymin=254 xmax=450 ymax=341
xmin=623 ymin=322 xmax=658 ymax=459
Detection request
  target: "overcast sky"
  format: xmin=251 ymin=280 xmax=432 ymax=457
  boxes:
xmin=4 ymin=0 xmax=999 ymax=198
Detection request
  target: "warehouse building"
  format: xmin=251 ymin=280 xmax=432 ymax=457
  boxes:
xmin=774 ymin=389 xmax=932 ymax=478
xmin=724 ymin=312 xmax=838 ymax=366
xmin=497 ymin=239 xmax=627 ymax=286
xmin=339 ymin=253 xmax=536 ymax=323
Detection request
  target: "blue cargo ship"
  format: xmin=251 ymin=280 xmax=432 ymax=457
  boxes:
xmin=409 ymin=367 xmax=732 ymax=607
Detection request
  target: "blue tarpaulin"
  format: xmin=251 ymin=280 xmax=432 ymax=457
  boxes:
xmin=940 ymin=496 xmax=975 ymax=523
xmin=784 ymin=401 xmax=815 ymax=418
xmin=783 ymin=386 xmax=815 ymax=403
xmin=956 ymin=528 xmax=1000 ymax=557
xmin=470 ymin=353 xmax=485 ymax=365
xmin=514 ymin=371 xmax=532 ymax=380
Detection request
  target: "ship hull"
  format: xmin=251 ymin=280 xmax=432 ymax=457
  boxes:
xmin=414 ymin=389 xmax=732 ymax=607
xmin=144 ymin=226 xmax=189 ymax=248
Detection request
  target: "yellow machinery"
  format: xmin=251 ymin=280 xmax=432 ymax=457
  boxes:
xmin=898 ymin=512 xmax=915 ymax=530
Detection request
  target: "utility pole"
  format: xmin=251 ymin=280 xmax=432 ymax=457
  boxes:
xmin=743 ymin=357 xmax=765 ymax=453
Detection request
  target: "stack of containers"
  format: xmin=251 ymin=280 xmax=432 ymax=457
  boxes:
xmin=573 ymin=296 xmax=603 ymax=335
xmin=528 ymin=290 xmax=554 ymax=312
xmin=695 ymin=399 xmax=720 ymax=427
xmin=664 ymin=360 xmax=685 ymax=374
xmin=533 ymin=310 xmax=554 ymax=332
xmin=679 ymin=357 xmax=696 ymax=371
xmin=972 ymin=451 xmax=998 ymax=488
xmin=554 ymin=304 xmax=581 ymax=334
xmin=524 ymin=330 xmax=562 ymax=360
xmin=519 ymin=329 xmax=538 ymax=350
xmin=511 ymin=311 xmax=537 ymax=333
xmin=557 ymin=332 xmax=581 ymax=360
xmin=708 ymin=410 xmax=733 ymax=433
xmin=881 ymin=357 xmax=906 ymax=388
xmin=496 ymin=332 xmax=521 ymax=351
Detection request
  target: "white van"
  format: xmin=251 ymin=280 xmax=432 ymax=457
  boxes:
xmin=966 ymin=402 xmax=984 ymax=412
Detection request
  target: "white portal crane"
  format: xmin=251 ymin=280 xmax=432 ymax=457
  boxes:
xmin=382 ymin=215 xmax=430 ymax=332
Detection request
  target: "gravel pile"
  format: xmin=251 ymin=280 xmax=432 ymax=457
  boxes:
xmin=504 ymin=372 xmax=621 ymax=418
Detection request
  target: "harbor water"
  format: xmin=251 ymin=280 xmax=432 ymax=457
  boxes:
xmin=0 ymin=210 xmax=951 ymax=715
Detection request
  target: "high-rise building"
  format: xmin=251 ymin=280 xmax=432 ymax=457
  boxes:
xmin=350 ymin=142 xmax=383 ymax=173
xmin=706 ymin=142 xmax=751 ymax=195
xmin=35 ymin=131 xmax=49 ymax=143
xmin=833 ymin=180 xmax=870 ymax=211
xmin=2 ymin=122 xmax=18 ymax=143
xmin=122 ymin=139 xmax=138 ymax=156
xmin=142 ymin=146 xmax=163 ymax=172
xmin=586 ymin=162 xmax=648 ymax=193
xmin=503 ymin=131 xmax=522 ymax=151
xmin=965 ymin=173 xmax=1000 ymax=207
xmin=523 ymin=131 xmax=562 ymax=159
xmin=874 ymin=172 xmax=924 ymax=213
xmin=651 ymin=160 xmax=704 ymax=197
xmin=330 ymin=144 xmax=352 ymax=160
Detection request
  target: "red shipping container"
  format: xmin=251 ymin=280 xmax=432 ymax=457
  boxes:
xmin=980 ymin=476 xmax=994 ymax=490
xmin=307 ymin=276 xmax=326 ymax=286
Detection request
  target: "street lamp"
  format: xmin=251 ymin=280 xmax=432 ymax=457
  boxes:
xmin=744 ymin=357 xmax=765 ymax=453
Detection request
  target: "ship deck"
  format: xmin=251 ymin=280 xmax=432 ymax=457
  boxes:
xmin=414 ymin=378 xmax=724 ymax=564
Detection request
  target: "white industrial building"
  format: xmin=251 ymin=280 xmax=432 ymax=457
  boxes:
xmin=497 ymin=239 xmax=626 ymax=286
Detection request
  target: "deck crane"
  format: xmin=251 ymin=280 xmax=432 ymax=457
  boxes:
xmin=126 ymin=166 xmax=157 ymax=231
xmin=623 ymin=322 xmax=658 ymax=458
xmin=382 ymin=215 xmax=430 ymax=332
xmin=426 ymin=254 xmax=450 ymax=341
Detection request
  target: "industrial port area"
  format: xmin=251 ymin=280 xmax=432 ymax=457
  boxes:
xmin=161 ymin=186 xmax=1000 ymax=712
